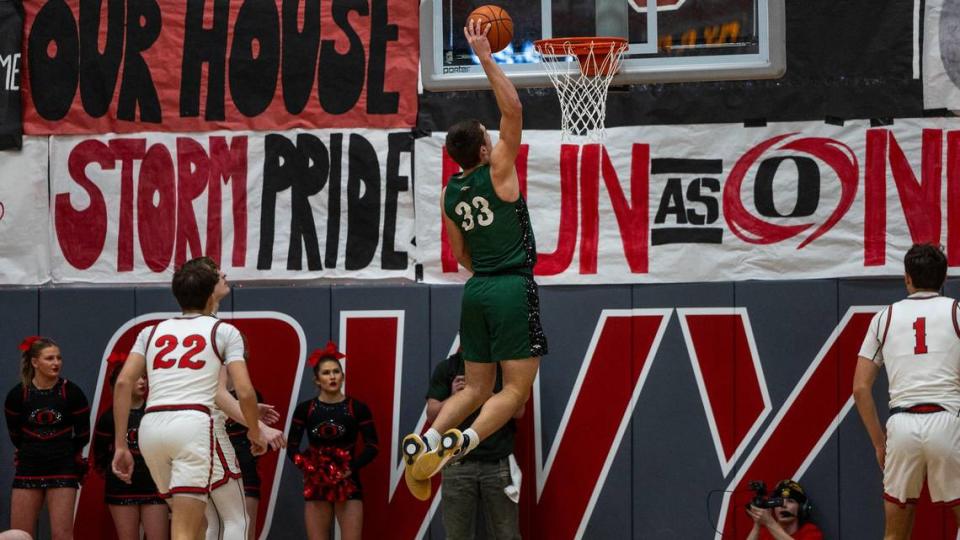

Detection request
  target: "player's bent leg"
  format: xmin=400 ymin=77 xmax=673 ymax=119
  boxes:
xmin=333 ymin=500 xmax=363 ymax=540
xmin=204 ymin=494 xmax=223 ymax=540
xmin=140 ymin=503 xmax=170 ymax=540
xmin=883 ymin=501 xmax=915 ymax=540
xmin=108 ymin=504 xmax=142 ymax=540
xmin=9 ymin=488 xmax=44 ymax=538
xmin=410 ymin=362 xmax=497 ymax=481
xmin=207 ymin=478 xmax=249 ymax=540
xmin=45 ymin=487 xmax=77 ymax=540
xmin=168 ymin=494 xmax=208 ymax=540
xmin=304 ymin=501 xmax=334 ymax=540
xmin=469 ymin=357 xmax=540 ymax=440
xmin=432 ymin=361 xmax=497 ymax=435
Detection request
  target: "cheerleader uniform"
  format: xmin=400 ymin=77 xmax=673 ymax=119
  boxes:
xmin=93 ymin=405 xmax=164 ymax=505
xmin=287 ymin=397 xmax=378 ymax=500
xmin=225 ymin=390 xmax=263 ymax=499
xmin=4 ymin=379 xmax=90 ymax=489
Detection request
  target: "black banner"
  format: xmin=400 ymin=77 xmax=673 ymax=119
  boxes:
xmin=0 ymin=0 xmax=22 ymax=149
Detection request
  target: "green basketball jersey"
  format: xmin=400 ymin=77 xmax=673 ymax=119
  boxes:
xmin=443 ymin=164 xmax=537 ymax=274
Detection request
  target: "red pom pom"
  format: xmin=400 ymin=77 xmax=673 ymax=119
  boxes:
xmin=298 ymin=446 xmax=357 ymax=500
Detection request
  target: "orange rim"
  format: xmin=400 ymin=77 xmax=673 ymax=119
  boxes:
xmin=534 ymin=37 xmax=628 ymax=57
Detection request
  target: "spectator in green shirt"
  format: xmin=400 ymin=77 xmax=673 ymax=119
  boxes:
xmin=426 ymin=351 xmax=523 ymax=540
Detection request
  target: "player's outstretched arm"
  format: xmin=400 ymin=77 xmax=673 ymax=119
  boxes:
xmin=852 ymin=357 xmax=885 ymax=470
xmin=215 ymin=370 xmax=286 ymax=450
xmin=226 ymin=361 xmax=265 ymax=455
xmin=112 ymin=352 xmax=146 ymax=483
xmin=465 ymin=18 xmax=521 ymax=200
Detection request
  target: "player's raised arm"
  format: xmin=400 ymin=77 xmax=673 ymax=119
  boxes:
xmin=465 ymin=18 xmax=521 ymax=198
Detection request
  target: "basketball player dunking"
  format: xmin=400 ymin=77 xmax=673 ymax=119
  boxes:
xmin=112 ymin=258 xmax=264 ymax=540
xmin=402 ymin=18 xmax=547 ymax=500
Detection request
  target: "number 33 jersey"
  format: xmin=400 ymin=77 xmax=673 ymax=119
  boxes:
xmin=132 ymin=314 xmax=245 ymax=409
xmin=443 ymin=164 xmax=537 ymax=274
xmin=858 ymin=293 xmax=960 ymax=413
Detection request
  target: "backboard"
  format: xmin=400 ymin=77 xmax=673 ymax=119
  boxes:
xmin=420 ymin=0 xmax=785 ymax=91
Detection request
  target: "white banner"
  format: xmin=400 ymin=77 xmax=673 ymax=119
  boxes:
xmin=923 ymin=0 xmax=960 ymax=109
xmin=0 ymin=137 xmax=50 ymax=284
xmin=415 ymin=119 xmax=960 ymax=284
xmin=49 ymin=130 xmax=415 ymax=283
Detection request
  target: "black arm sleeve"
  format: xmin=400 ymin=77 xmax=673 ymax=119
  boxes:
xmin=287 ymin=400 xmax=309 ymax=462
xmin=350 ymin=399 xmax=378 ymax=470
xmin=92 ymin=409 xmax=114 ymax=473
xmin=4 ymin=385 xmax=23 ymax=449
xmin=66 ymin=381 xmax=91 ymax=454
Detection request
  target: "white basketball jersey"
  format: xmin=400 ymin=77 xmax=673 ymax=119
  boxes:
xmin=134 ymin=315 xmax=245 ymax=409
xmin=859 ymin=293 xmax=960 ymax=413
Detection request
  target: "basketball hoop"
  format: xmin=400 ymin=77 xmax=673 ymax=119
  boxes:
xmin=534 ymin=37 xmax=628 ymax=140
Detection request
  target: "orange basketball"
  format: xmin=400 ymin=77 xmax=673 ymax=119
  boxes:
xmin=467 ymin=5 xmax=513 ymax=53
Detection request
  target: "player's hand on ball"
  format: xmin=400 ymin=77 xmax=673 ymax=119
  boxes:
xmin=465 ymin=18 xmax=492 ymax=58
xmin=112 ymin=448 xmax=134 ymax=484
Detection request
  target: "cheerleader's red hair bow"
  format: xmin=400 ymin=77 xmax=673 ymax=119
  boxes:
xmin=307 ymin=341 xmax=346 ymax=367
xmin=17 ymin=336 xmax=42 ymax=352
xmin=106 ymin=351 xmax=129 ymax=364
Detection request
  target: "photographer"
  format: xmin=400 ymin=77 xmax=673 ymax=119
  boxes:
xmin=745 ymin=480 xmax=823 ymax=540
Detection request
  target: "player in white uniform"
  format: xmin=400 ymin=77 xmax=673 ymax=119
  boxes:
xmin=853 ymin=243 xmax=960 ymax=539
xmin=112 ymin=258 xmax=264 ymax=540
xmin=205 ymin=335 xmax=286 ymax=540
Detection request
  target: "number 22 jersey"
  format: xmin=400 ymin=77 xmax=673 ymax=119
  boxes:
xmin=131 ymin=314 xmax=245 ymax=409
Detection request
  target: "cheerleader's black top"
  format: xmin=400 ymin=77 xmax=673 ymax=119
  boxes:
xmin=287 ymin=396 xmax=378 ymax=471
xmin=93 ymin=405 xmax=162 ymax=503
xmin=4 ymin=379 xmax=90 ymax=482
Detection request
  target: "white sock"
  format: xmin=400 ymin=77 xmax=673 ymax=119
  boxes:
xmin=463 ymin=428 xmax=480 ymax=453
xmin=424 ymin=428 xmax=441 ymax=451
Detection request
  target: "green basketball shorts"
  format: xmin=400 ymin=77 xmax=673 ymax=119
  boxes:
xmin=459 ymin=273 xmax=548 ymax=363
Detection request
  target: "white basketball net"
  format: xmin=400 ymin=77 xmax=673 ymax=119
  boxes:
xmin=535 ymin=39 xmax=628 ymax=141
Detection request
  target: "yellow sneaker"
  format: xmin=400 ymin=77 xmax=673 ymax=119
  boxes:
xmin=401 ymin=434 xmax=432 ymax=500
xmin=411 ymin=428 xmax=464 ymax=480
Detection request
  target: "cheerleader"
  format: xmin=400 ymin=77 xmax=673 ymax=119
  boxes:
xmin=92 ymin=359 xmax=168 ymax=540
xmin=287 ymin=342 xmax=378 ymax=540
xmin=4 ymin=336 xmax=90 ymax=540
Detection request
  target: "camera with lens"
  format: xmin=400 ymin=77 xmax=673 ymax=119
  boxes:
xmin=748 ymin=480 xmax=784 ymax=509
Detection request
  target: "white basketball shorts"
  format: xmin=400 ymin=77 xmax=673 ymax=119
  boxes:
xmin=139 ymin=406 xmax=214 ymax=498
xmin=884 ymin=410 xmax=960 ymax=506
